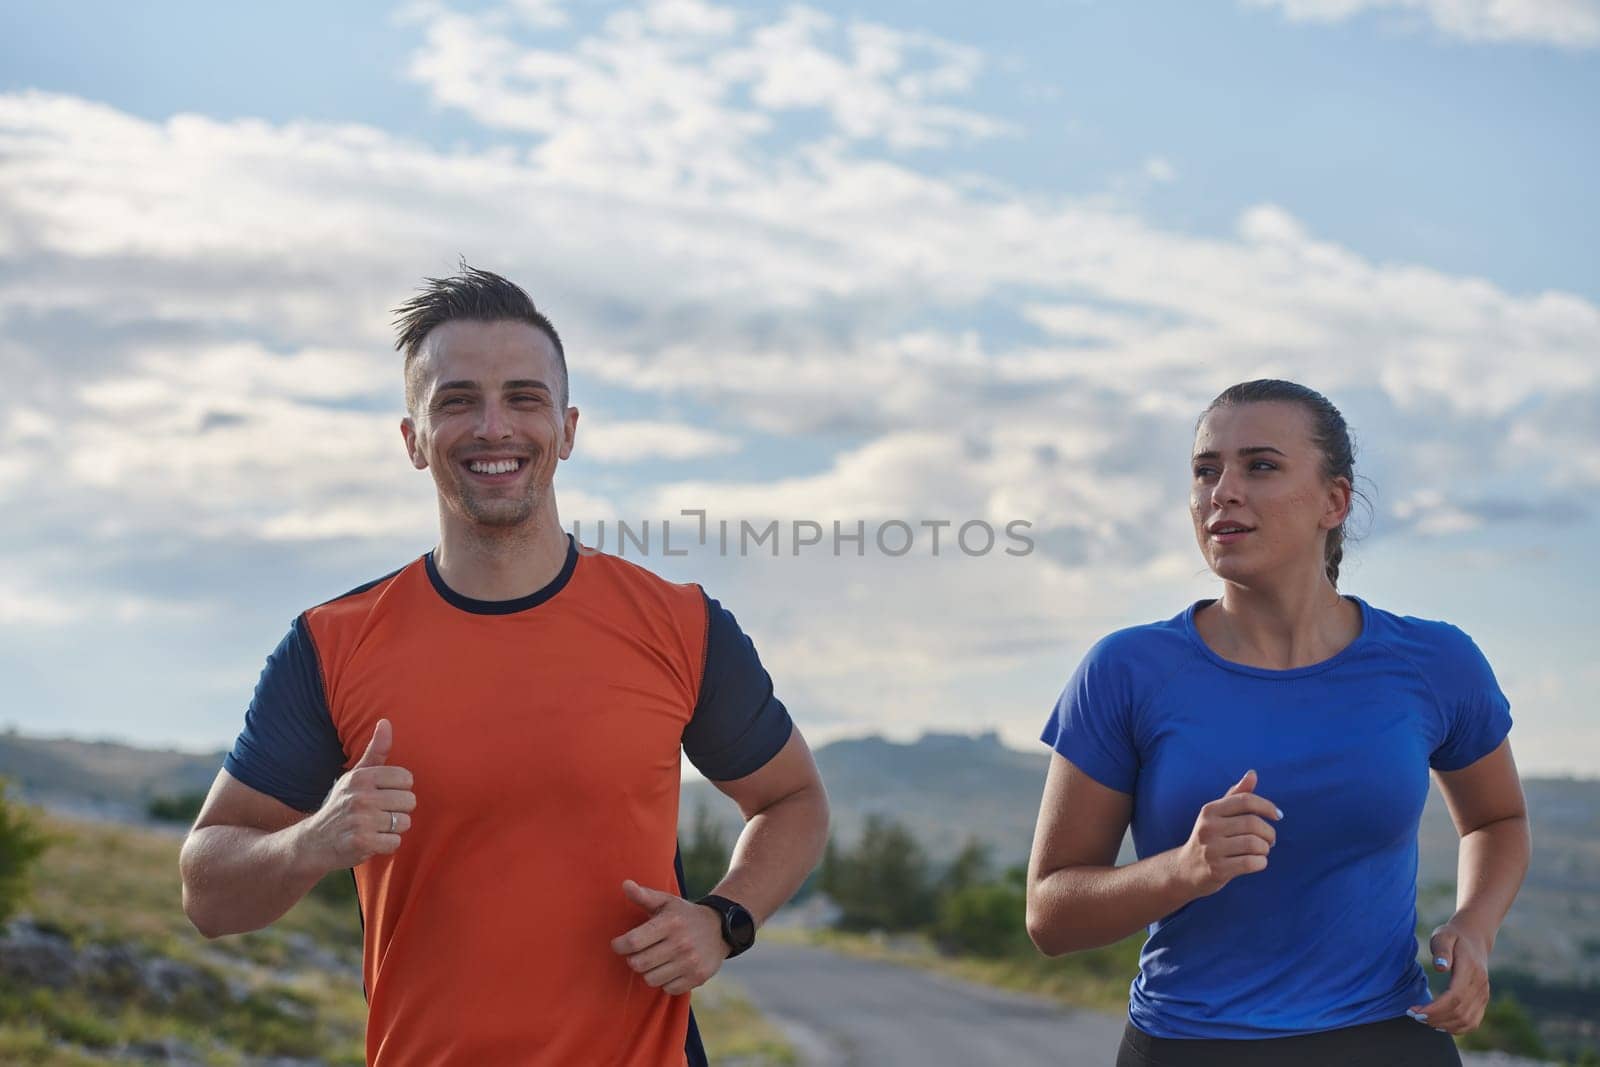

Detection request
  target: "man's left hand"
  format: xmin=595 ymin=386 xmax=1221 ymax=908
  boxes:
xmin=1407 ymin=920 xmax=1492 ymax=1034
xmin=610 ymin=879 xmax=728 ymax=995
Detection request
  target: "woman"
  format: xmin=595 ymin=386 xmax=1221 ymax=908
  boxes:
xmin=1026 ymin=380 xmax=1530 ymax=1067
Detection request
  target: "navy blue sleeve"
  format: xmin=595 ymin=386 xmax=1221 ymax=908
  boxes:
xmin=222 ymin=616 xmax=349 ymax=812
xmin=1040 ymin=632 xmax=1141 ymax=794
xmin=682 ymin=595 xmax=794 ymax=782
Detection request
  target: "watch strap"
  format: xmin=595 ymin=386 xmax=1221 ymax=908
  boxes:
xmin=695 ymin=894 xmax=755 ymax=958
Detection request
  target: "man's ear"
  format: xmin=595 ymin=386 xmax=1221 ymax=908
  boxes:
xmin=558 ymin=405 xmax=579 ymax=462
xmin=401 ymin=416 xmax=428 ymax=471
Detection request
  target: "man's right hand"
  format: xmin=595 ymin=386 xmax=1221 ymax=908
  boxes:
xmin=301 ymin=718 xmax=416 ymax=871
xmin=1174 ymin=769 xmax=1281 ymax=897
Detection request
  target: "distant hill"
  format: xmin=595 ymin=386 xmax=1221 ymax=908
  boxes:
xmin=7 ymin=727 xmax=1598 ymax=982
xmin=0 ymin=730 xmax=223 ymax=819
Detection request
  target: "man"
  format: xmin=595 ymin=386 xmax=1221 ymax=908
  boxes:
xmin=179 ymin=265 xmax=830 ymax=1066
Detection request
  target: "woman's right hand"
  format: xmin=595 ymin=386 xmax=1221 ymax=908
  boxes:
xmin=1175 ymin=769 xmax=1281 ymax=897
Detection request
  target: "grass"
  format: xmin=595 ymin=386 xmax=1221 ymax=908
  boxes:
xmin=7 ymin=811 xmax=796 ymax=1066
xmin=24 ymin=815 xmax=362 ymax=965
xmin=2 ymin=813 xmax=366 ymax=1065
xmin=693 ymin=975 xmax=799 ymax=1066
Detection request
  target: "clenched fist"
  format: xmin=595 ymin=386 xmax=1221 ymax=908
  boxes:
xmin=609 ymin=880 xmax=729 ymax=996
xmin=1175 ymin=769 xmax=1282 ymax=897
xmin=301 ymin=719 xmax=416 ymax=871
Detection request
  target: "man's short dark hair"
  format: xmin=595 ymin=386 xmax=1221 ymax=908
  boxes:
xmin=393 ymin=263 xmax=568 ymax=411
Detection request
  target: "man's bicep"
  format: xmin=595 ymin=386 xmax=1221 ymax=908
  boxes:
xmin=222 ymin=615 xmax=348 ymax=813
xmin=682 ymin=595 xmax=794 ymax=782
xmin=710 ymin=729 xmax=824 ymax=819
xmin=193 ymin=768 xmax=313 ymax=835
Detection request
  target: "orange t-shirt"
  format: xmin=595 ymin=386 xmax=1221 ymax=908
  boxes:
xmin=224 ymin=538 xmax=793 ymax=1065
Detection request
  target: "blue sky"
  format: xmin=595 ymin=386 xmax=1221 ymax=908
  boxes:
xmin=1 ymin=0 xmax=1596 ymax=774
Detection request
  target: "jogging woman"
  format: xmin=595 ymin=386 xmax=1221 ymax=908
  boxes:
xmin=1026 ymin=379 xmax=1529 ymax=1066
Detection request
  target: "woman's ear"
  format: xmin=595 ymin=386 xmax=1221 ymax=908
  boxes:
xmin=1322 ymin=476 xmax=1352 ymax=530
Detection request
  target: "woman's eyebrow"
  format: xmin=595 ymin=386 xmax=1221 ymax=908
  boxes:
xmin=1191 ymin=445 xmax=1288 ymax=460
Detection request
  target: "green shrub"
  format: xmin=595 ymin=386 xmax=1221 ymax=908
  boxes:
xmin=1457 ymin=994 xmax=1547 ymax=1059
xmin=933 ymin=883 xmax=1030 ymax=957
xmin=679 ymin=803 xmax=732 ymax=899
xmin=0 ymin=779 xmax=49 ymax=924
xmin=310 ymin=868 xmax=359 ymax=909
xmin=145 ymin=791 xmax=208 ymax=824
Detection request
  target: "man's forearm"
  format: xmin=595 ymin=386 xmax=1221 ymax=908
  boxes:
xmin=180 ymin=822 xmax=327 ymax=938
xmin=1450 ymin=814 xmax=1531 ymax=950
xmin=1028 ymin=850 xmax=1194 ymax=956
xmin=709 ymin=783 xmax=829 ymax=924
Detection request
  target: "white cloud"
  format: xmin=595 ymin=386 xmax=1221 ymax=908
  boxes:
xmin=1392 ymin=489 xmax=1483 ymax=536
xmin=578 ymin=419 xmax=741 ymax=462
xmin=402 ymin=0 xmax=1011 ymax=191
xmin=1244 ymin=0 xmax=1600 ymax=48
xmin=1 ymin=1 xmax=1596 ymax=765
xmin=0 ymin=565 xmax=209 ymax=627
xmin=1143 ymin=156 xmax=1178 ymax=183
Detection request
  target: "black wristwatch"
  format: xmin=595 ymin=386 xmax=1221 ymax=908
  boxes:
xmin=695 ymin=894 xmax=756 ymax=958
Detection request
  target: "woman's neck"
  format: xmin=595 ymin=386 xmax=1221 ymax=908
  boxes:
xmin=1198 ymin=568 xmax=1361 ymax=670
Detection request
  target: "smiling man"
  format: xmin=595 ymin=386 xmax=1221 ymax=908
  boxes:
xmin=179 ymin=265 xmax=830 ymax=1066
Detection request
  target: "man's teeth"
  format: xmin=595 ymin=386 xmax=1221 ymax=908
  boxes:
xmin=469 ymin=460 xmax=521 ymax=474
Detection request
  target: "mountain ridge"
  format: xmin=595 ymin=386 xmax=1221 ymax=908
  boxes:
xmin=5 ymin=728 xmax=1597 ymax=982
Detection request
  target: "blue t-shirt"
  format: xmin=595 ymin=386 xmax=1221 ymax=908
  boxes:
xmin=1040 ymin=597 xmax=1512 ymax=1040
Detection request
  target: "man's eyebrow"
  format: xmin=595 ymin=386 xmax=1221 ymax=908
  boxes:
xmin=434 ymin=380 xmax=480 ymax=393
xmin=1191 ymin=445 xmax=1289 ymax=461
xmin=503 ymin=379 xmax=551 ymax=392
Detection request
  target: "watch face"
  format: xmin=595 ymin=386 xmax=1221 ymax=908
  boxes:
xmin=725 ymin=905 xmax=756 ymax=950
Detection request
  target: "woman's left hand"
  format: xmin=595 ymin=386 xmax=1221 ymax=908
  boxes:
xmin=1407 ymin=920 xmax=1491 ymax=1034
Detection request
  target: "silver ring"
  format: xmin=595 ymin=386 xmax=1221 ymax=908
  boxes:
xmin=388 ymin=811 xmax=398 ymax=834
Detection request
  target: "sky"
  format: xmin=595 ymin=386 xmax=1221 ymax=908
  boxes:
xmin=1 ymin=0 xmax=1596 ymax=775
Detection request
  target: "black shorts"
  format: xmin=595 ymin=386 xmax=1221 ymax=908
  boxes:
xmin=1116 ymin=1017 xmax=1462 ymax=1067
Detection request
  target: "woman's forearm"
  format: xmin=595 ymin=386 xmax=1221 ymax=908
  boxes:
xmin=1450 ymin=814 xmax=1531 ymax=949
xmin=1027 ymin=848 xmax=1196 ymax=955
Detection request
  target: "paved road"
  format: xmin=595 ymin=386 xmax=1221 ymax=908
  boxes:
xmin=729 ymin=942 xmax=1548 ymax=1067
xmin=730 ymin=941 xmax=1126 ymax=1066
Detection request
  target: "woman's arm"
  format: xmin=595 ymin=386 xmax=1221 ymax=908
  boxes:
xmin=1025 ymin=754 xmax=1280 ymax=955
xmin=1408 ymin=739 xmax=1530 ymax=1034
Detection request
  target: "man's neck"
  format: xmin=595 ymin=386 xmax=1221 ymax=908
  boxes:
xmin=433 ymin=506 xmax=570 ymax=603
xmin=1204 ymin=565 xmax=1358 ymax=670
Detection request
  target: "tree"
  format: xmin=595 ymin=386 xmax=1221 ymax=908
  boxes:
xmin=939 ymin=837 xmax=992 ymax=897
xmin=679 ymin=802 xmax=731 ymax=899
xmin=0 ymin=778 xmax=49 ymax=925
xmin=821 ymin=815 xmax=936 ymax=932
